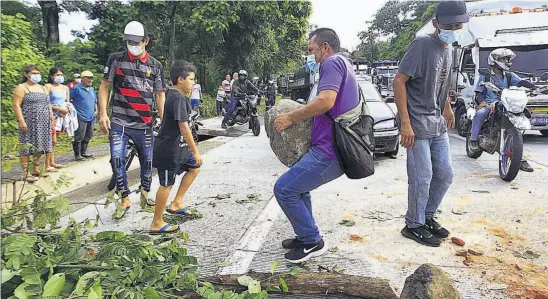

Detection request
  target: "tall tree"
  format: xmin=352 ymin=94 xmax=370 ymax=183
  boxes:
xmin=38 ymin=0 xmax=59 ymax=48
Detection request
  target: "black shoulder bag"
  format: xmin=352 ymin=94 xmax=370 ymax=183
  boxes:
xmin=325 ymin=90 xmax=376 ymax=179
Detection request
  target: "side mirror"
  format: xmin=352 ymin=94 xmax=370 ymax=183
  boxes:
xmin=385 ymin=97 xmax=395 ymax=103
xmin=478 ymin=68 xmax=490 ymax=77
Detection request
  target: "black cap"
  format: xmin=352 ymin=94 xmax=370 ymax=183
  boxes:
xmin=436 ymin=0 xmax=469 ymax=25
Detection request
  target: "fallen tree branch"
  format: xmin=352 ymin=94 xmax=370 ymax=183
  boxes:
xmin=204 ymin=273 xmax=399 ymax=299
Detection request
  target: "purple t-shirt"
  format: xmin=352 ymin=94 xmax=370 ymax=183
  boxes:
xmin=312 ymin=53 xmax=359 ymax=160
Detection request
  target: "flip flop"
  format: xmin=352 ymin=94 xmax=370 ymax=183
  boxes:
xmin=53 ymin=164 xmax=67 ymax=169
xmin=166 ymin=207 xmax=192 ymax=216
xmin=149 ymin=224 xmax=180 ymax=235
xmin=146 ymin=198 xmax=156 ymax=207
xmin=46 ymin=167 xmax=58 ymax=172
xmin=22 ymin=175 xmax=38 ymax=183
xmin=113 ymin=206 xmax=130 ymax=220
xmin=32 ymin=172 xmax=49 ymax=178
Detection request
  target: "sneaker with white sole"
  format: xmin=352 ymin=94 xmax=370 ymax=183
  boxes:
xmin=284 ymin=238 xmax=328 ymax=263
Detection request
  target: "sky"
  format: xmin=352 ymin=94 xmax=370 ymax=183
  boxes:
xmin=309 ymin=0 xmax=388 ymax=51
xmin=49 ymin=0 xmax=387 ymax=50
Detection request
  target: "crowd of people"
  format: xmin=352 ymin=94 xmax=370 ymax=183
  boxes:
xmin=13 ymin=0 xmax=476 ymax=264
xmin=14 ymin=64 xmax=97 ymax=182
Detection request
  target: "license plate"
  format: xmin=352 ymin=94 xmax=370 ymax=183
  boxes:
xmin=531 ymin=116 xmax=548 ymax=126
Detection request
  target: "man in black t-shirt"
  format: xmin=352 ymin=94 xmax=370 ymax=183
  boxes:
xmin=150 ymin=60 xmax=203 ymax=235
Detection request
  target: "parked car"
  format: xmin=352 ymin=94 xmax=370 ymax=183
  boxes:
xmin=303 ymin=79 xmax=400 ymax=157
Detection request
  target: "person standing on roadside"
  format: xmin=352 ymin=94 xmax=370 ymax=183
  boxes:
xmin=67 ymin=73 xmax=81 ymax=90
xmin=98 ymin=21 xmax=166 ymax=219
xmin=190 ymin=81 xmax=202 ymax=112
xmin=274 ymin=28 xmax=358 ymax=263
xmin=222 ymin=74 xmax=231 ymax=94
xmin=70 ymin=71 xmax=98 ymax=161
xmin=45 ymin=66 xmax=69 ymax=170
xmin=393 ymin=0 xmax=468 ymax=247
xmin=216 ymin=85 xmax=226 ymax=117
xmin=230 ymin=72 xmax=238 ymax=88
xmin=13 ymin=65 xmax=54 ymax=182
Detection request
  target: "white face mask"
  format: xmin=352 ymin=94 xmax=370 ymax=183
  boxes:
xmin=127 ymin=43 xmax=144 ymax=56
xmin=75 ymin=78 xmax=82 ymax=84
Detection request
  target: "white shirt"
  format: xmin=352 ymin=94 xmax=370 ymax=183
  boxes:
xmin=216 ymin=90 xmax=225 ymax=101
xmin=191 ymin=84 xmax=201 ymax=99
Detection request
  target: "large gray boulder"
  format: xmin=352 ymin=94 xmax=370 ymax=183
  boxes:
xmin=265 ymin=99 xmax=312 ymax=167
xmin=400 ymin=264 xmax=460 ymax=299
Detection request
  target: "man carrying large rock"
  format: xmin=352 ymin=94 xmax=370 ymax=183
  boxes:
xmin=273 ymin=28 xmax=359 ymax=263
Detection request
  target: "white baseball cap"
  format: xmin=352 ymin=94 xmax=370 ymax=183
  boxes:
xmin=123 ymin=21 xmax=146 ymax=43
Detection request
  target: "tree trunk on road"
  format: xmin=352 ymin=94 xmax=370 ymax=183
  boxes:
xmin=203 ymin=273 xmax=399 ymax=299
xmin=38 ymin=0 xmax=60 ymax=48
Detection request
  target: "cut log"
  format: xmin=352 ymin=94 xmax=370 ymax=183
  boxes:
xmin=206 ymin=272 xmax=399 ymax=299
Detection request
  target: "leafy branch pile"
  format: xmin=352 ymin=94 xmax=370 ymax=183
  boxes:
xmin=1 ymin=176 xmax=298 ymax=298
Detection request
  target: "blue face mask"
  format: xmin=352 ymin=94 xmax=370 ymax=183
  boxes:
xmin=306 ymin=54 xmax=320 ymax=73
xmin=438 ymin=29 xmax=460 ymax=45
xmin=54 ymin=76 xmax=64 ymax=84
xmin=29 ymin=74 xmax=42 ymax=84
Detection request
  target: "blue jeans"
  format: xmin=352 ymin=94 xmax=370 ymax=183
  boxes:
xmin=471 ymin=107 xmax=490 ymax=141
xmin=109 ymin=123 xmax=154 ymax=198
xmin=274 ymin=147 xmax=344 ymax=244
xmin=216 ymin=101 xmax=223 ymax=116
xmin=405 ymin=133 xmax=454 ymax=228
xmin=222 ymin=98 xmax=239 ymax=123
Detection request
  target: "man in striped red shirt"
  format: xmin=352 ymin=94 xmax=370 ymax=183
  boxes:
xmin=98 ymin=21 xmax=166 ymax=219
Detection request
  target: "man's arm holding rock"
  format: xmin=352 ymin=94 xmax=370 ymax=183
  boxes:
xmin=274 ymin=90 xmax=337 ymax=132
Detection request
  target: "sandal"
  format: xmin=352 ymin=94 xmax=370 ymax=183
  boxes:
xmin=32 ymin=172 xmax=49 ymax=178
xmin=46 ymin=167 xmax=58 ymax=173
xmin=52 ymin=164 xmax=67 ymax=169
xmin=166 ymin=207 xmax=192 ymax=216
xmin=149 ymin=224 xmax=180 ymax=235
xmin=22 ymin=175 xmax=38 ymax=183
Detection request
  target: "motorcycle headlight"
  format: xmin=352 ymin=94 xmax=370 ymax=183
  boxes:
xmin=501 ymin=89 xmax=528 ymax=114
xmin=374 ymin=119 xmax=396 ymax=130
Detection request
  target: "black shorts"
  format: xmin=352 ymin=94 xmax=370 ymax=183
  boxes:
xmin=157 ymin=155 xmax=200 ymax=187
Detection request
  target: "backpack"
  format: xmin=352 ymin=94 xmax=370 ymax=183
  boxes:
xmin=325 ymin=88 xmax=375 ymax=179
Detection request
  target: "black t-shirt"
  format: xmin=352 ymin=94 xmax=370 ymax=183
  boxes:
xmin=152 ymin=89 xmax=192 ymax=169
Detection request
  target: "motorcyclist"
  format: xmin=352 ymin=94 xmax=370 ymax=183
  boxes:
xmin=222 ymin=69 xmax=259 ymax=129
xmin=266 ymin=80 xmax=276 ymax=111
xmin=471 ymin=48 xmax=535 ymax=172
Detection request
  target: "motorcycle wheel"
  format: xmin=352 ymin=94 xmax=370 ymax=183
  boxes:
xmin=499 ymin=127 xmax=523 ymax=182
xmin=466 ymin=134 xmax=482 ymax=159
xmin=456 ymin=106 xmax=469 ymax=137
xmin=192 ymin=127 xmax=199 ymax=143
xmin=251 ymin=117 xmax=260 ymax=136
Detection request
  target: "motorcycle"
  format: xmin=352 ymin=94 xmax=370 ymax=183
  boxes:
xmin=465 ymin=68 xmax=548 ymax=182
xmin=226 ymin=87 xmax=261 ymax=136
xmin=107 ymin=110 xmax=203 ymax=191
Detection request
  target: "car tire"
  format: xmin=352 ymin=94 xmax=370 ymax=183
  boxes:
xmin=385 ymin=144 xmax=399 ymax=158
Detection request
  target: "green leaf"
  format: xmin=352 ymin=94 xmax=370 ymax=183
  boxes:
xmin=143 ymin=287 xmax=160 ymax=299
xmin=237 ymin=275 xmax=254 ymax=286
xmin=43 ymin=273 xmax=65 ymax=296
xmin=248 ymin=281 xmax=261 ymax=294
xmin=279 ymin=277 xmax=288 ymax=293
xmin=266 ymin=286 xmax=281 ymax=292
xmin=20 ymin=267 xmax=41 ymax=285
xmin=1 ymin=269 xmax=16 ymax=284
xmin=87 ymin=283 xmax=102 ymax=299
xmin=14 ymin=282 xmax=30 ymax=299
xmin=289 ymin=268 xmax=301 ymax=276
xmin=270 ymin=260 xmax=280 ymax=274
xmin=74 ymin=271 xmax=100 ymax=296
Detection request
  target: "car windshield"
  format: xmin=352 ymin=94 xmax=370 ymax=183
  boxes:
xmin=359 ymin=81 xmax=383 ymax=102
xmin=479 ymin=45 xmax=548 ymax=77
xmin=377 ymin=69 xmax=397 ymax=75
